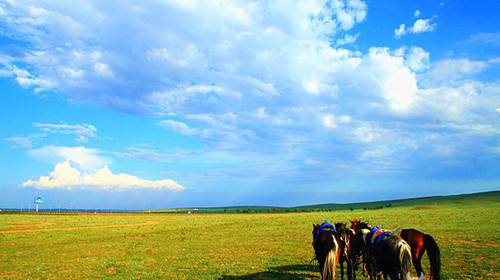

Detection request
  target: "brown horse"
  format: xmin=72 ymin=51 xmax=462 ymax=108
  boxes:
xmin=313 ymin=222 xmax=341 ymax=280
xmin=350 ymin=220 xmax=441 ymax=280
xmin=398 ymin=228 xmax=440 ymax=280
xmin=335 ymin=222 xmax=357 ymax=280
xmin=351 ymin=221 xmax=412 ymax=280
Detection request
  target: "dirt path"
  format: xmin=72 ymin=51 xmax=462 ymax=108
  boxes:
xmin=0 ymin=220 xmax=161 ymax=234
xmin=2 ymin=221 xmax=58 ymax=231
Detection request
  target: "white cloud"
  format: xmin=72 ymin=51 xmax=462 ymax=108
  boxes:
xmin=2 ymin=0 xmax=499 ymax=182
xmin=113 ymin=145 xmax=187 ymax=162
xmin=418 ymin=81 xmax=500 ymax=123
xmin=394 ymin=24 xmax=406 ymax=38
xmin=336 ymin=33 xmax=359 ymax=45
xmin=328 ymin=0 xmax=367 ymax=30
xmin=0 ymin=64 xmax=57 ymax=92
xmin=156 ymin=119 xmax=200 ymax=135
xmin=308 ymin=0 xmax=366 ymax=39
xmin=469 ymin=32 xmax=500 ymax=46
xmin=412 ymin=19 xmax=436 ymax=33
xmin=404 ymin=47 xmax=430 ymax=72
xmin=322 ymin=113 xmax=351 ymax=128
xmin=0 ymin=0 xmax=369 ymax=112
xmin=22 ymin=160 xmax=184 ymax=191
xmin=423 ymin=58 xmax=488 ymax=82
xmin=302 ymin=75 xmax=321 ymax=95
xmin=26 ymin=145 xmax=111 ymax=172
xmin=5 ymin=136 xmax=33 ymax=148
xmin=352 ymin=123 xmax=382 ymax=143
xmin=93 ymin=62 xmax=114 ymax=77
xmin=488 ymin=57 xmax=500 ymax=64
xmin=363 ymin=47 xmax=418 ymax=112
xmin=33 ymin=122 xmax=97 ymax=142
xmin=395 ymin=18 xmax=436 ymax=38
xmin=323 ymin=114 xmax=338 ymax=128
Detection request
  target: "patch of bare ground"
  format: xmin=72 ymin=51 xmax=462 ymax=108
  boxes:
xmin=0 ymin=220 xmax=161 ymax=234
xmin=0 ymin=221 xmax=58 ymax=232
xmin=453 ymin=239 xmax=500 ymax=248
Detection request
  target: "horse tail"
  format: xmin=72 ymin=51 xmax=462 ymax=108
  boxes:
xmin=424 ymin=234 xmax=441 ymax=280
xmin=323 ymin=233 xmax=339 ymax=280
xmin=399 ymin=240 xmax=413 ymax=280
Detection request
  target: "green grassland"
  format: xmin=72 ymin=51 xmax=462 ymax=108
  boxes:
xmin=0 ymin=191 xmax=499 ymax=279
xmin=151 ymin=190 xmax=500 ymax=213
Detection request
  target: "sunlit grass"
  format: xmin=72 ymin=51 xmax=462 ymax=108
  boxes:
xmin=0 ymin=195 xmax=498 ymax=279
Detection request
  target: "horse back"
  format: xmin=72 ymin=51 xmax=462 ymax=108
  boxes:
xmin=314 ymin=229 xmax=341 ymax=257
xmin=400 ymin=229 xmax=425 ymax=254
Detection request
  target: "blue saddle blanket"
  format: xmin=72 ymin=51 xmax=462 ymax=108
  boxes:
xmin=315 ymin=222 xmax=336 ymax=240
xmin=366 ymin=228 xmax=393 ymax=248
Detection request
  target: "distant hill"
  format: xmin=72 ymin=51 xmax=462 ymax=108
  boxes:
xmin=3 ymin=190 xmax=497 ymax=214
xmin=151 ymin=190 xmax=500 ymax=214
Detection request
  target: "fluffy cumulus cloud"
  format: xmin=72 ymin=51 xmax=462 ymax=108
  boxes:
xmin=26 ymin=145 xmax=111 ymax=172
xmin=1 ymin=0 xmax=499 ymax=182
xmin=422 ymin=58 xmax=489 ymax=82
xmin=395 ymin=18 xmax=436 ymax=38
xmin=22 ymin=161 xmax=184 ymax=191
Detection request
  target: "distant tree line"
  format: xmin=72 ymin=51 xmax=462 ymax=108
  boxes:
xmin=362 ymin=204 xmax=393 ymax=210
xmin=226 ymin=203 xmax=393 ymax=213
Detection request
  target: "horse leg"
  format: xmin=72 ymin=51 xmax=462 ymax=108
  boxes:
xmin=347 ymin=260 xmax=353 ymax=280
xmin=350 ymin=260 xmax=357 ymax=280
xmin=362 ymin=253 xmax=368 ymax=276
xmin=318 ymin=259 xmax=325 ymax=279
xmin=412 ymin=246 xmax=426 ymax=280
xmin=368 ymin=258 xmax=377 ymax=280
xmin=413 ymin=257 xmax=424 ymax=280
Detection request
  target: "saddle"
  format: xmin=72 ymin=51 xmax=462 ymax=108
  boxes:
xmin=366 ymin=227 xmax=393 ymax=248
xmin=314 ymin=222 xmax=336 ymax=240
xmin=392 ymin=227 xmax=403 ymax=236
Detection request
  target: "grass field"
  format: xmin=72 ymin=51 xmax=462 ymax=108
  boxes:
xmin=1 ymin=192 xmax=499 ymax=279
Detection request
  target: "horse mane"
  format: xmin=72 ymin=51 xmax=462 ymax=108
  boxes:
xmin=335 ymin=222 xmax=347 ymax=232
xmin=350 ymin=219 xmax=371 ymax=231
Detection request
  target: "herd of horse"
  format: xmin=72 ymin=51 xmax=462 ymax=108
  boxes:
xmin=312 ymin=219 xmax=440 ymax=280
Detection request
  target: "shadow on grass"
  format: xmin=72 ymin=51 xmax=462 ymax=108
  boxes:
xmin=219 ymin=264 xmax=318 ymax=280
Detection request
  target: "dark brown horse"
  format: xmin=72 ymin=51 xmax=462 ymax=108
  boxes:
xmin=335 ymin=222 xmax=357 ymax=280
xmin=351 ymin=220 xmax=441 ymax=280
xmin=313 ymin=222 xmax=341 ymax=280
xmin=351 ymin=221 xmax=412 ymax=280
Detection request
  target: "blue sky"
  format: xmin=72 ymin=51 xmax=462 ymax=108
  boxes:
xmin=1 ymin=0 xmax=499 ymax=210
